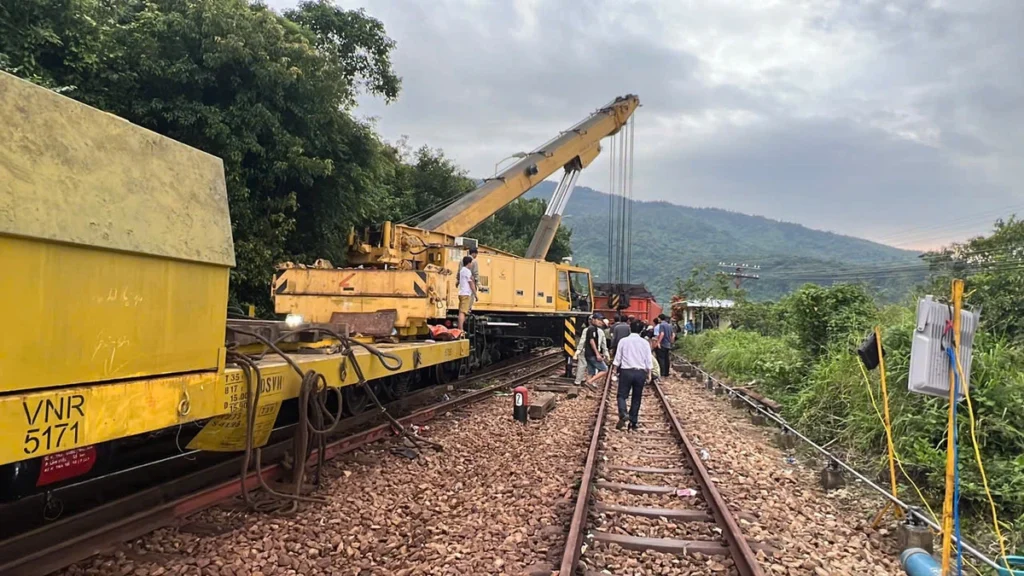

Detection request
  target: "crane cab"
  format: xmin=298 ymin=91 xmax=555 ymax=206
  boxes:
xmin=555 ymin=264 xmax=594 ymax=314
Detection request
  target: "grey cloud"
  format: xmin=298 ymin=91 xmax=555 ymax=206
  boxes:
xmin=268 ymin=0 xmax=1024 ymax=247
xmin=645 ymin=116 xmax=1018 ymax=242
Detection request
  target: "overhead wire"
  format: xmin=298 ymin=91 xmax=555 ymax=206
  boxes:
xmin=765 ymin=254 xmax=1024 ymax=281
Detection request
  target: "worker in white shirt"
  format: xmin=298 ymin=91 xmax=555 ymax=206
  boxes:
xmin=457 ymin=256 xmax=475 ymax=332
xmin=611 ymin=321 xmax=653 ymax=431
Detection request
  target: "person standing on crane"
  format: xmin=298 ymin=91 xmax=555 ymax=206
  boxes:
xmin=612 ymin=320 xmax=653 ymax=430
xmin=457 ymin=256 xmax=476 ymax=332
xmin=468 ymin=247 xmax=480 ymax=307
xmin=654 ymin=314 xmax=675 ymax=378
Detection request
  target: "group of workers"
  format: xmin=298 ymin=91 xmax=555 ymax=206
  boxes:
xmin=574 ymin=313 xmax=676 ymax=431
xmin=457 ymin=252 xmax=675 ymax=430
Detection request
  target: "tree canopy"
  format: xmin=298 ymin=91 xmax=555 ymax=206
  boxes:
xmin=923 ymin=216 xmax=1024 ymax=342
xmin=1 ymin=0 xmax=572 ymax=312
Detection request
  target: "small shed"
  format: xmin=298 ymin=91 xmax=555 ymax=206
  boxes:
xmin=673 ymin=299 xmax=734 ymax=333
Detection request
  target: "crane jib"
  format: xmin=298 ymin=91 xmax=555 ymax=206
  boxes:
xmin=418 ymin=95 xmax=639 ymax=237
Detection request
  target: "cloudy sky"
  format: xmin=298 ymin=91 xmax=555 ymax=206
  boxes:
xmin=267 ymin=0 xmax=1023 ymax=250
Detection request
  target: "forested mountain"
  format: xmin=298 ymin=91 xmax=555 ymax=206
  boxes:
xmin=524 ymin=181 xmax=925 ymax=302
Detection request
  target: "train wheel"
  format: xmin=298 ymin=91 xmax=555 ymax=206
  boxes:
xmin=341 ymin=385 xmax=369 ymax=416
xmin=384 ymin=373 xmax=414 ymax=401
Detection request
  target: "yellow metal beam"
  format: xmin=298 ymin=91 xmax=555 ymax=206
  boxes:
xmin=418 ymin=95 xmax=639 ymax=236
xmin=0 ymin=340 xmax=468 ymax=466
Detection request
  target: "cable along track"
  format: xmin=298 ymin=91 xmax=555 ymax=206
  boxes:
xmin=561 ymin=376 xmax=765 ymax=575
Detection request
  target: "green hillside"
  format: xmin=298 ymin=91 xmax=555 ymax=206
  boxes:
xmin=525 ymin=182 xmax=925 ymax=303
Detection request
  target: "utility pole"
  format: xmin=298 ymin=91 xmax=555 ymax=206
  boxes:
xmin=717 ymin=262 xmax=760 ymax=290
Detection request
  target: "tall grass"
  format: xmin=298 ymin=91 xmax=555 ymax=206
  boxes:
xmin=680 ymin=317 xmax=1024 ymax=548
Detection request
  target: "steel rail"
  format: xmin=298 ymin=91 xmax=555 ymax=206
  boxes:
xmin=559 ymin=373 xmax=763 ymax=575
xmin=674 ymin=353 xmax=1003 ymax=571
xmin=558 ymin=372 xmax=612 ymax=574
xmin=0 ymin=356 xmax=562 ymax=576
xmin=651 ymin=377 xmax=764 ymax=576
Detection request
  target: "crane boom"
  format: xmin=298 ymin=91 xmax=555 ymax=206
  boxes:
xmin=418 ymin=95 xmax=639 ymax=236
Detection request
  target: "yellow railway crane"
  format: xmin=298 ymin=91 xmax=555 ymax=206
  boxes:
xmin=274 ymin=95 xmax=640 ymax=373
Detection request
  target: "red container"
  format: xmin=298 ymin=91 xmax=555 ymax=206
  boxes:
xmin=593 ymin=283 xmax=663 ymax=323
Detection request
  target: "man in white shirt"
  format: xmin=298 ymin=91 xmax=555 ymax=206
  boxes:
xmin=457 ymin=256 xmax=475 ymax=332
xmin=611 ymin=321 xmax=653 ymax=431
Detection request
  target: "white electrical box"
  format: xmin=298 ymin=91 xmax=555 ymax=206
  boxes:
xmin=454 ymin=237 xmax=479 ymax=250
xmin=908 ymin=295 xmax=980 ymax=401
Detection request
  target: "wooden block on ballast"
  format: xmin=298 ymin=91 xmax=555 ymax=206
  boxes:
xmin=528 ymin=392 xmax=557 ymax=419
xmin=735 ymin=386 xmax=782 ymax=412
xmin=532 ymin=384 xmax=580 ymax=398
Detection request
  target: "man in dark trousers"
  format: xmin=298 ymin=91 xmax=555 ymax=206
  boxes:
xmin=654 ymin=314 xmax=674 ymax=378
xmin=612 ymin=321 xmax=653 ymax=430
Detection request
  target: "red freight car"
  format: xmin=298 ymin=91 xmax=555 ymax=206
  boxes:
xmin=592 ymin=283 xmax=663 ymax=323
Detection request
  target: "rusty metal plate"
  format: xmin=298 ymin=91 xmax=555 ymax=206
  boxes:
xmin=329 ymin=310 xmax=398 ymax=337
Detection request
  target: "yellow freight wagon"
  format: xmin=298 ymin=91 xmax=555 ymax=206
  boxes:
xmin=0 ymin=72 xmax=468 ymax=486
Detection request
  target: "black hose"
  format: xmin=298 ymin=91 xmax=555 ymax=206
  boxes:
xmin=226 ymin=326 xmax=416 ymax=513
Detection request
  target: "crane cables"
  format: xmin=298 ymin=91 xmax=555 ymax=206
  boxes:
xmin=606 ymin=116 xmax=636 ymax=291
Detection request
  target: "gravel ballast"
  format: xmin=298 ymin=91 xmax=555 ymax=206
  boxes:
xmin=660 ymin=373 xmax=905 ymax=576
xmin=58 ymin=374 xmax=597 ymax=576
xmin=53 ymin=367 xmax=909 ymax=576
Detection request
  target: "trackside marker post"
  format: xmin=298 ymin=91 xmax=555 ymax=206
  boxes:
xmin=513 ymin=386 xmax=529 ymax=423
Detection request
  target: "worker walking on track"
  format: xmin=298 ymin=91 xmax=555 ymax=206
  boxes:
xmin=609 ymin=315 xmax=630 ymax=359
xmin=573 ymin=333 xmax=588 ymax=387
xmin=584 ymin=314 xmax=609 ymax=385
xmin=457 ymin=256 xmax=475 ymax=332
xmin=654 ymin=314 xmax=675 ymax=378
xmin=612 ymin=321 xmax=653 ymax=431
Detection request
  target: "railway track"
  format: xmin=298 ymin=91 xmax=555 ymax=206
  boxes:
xmin=560 ymin=375 xmax=765 ymax=576
xmin=0 ymin=352 xmax=563 ymax=576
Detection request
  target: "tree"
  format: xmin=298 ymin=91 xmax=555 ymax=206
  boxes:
xmin=923 ymin=216 xmax=1024 ymax=342
xmin=785 ymin=283 xmax=875 ymax=358
xmin=674 ymin=263 xmax=745 ymax=304
xmin=730 ymin=300 xmax=788 ymax=337
xmin=472 ymin=198 xmax=573 ymax=263
xmin=1 ymin=0 xmax=403 ymax=312
xmin=1 ymin=0 xmax=575 ymax=313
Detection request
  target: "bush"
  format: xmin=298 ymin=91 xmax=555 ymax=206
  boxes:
xmin=679 ymin=284 xmax=1024 ymax=548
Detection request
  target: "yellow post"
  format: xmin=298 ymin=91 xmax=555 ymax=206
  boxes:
xmin=875 ymin=327 xmax=901 ymax=517
xmin=940 ymin=279 xmax=964 ymax=576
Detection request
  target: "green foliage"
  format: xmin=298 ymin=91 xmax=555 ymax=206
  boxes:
xmin=680 ymin=255 xmax=1024 ymax=547
xmin=2 ymin=0 xmax=402 ymax=311
xmin=473 ymin=198 xmax=573 ymax=263
xmin=674 ymin=263 xmax=745 ymax=303
xmin=924 ymin=216 xmax=1024 ymax=343
xmin=0 ymin=0 xmax=571 ymax=312
xmin=730 ymin=300 xmax=788 ymax=337
xmin=785 ymin=283 xmax=876 ymax=358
